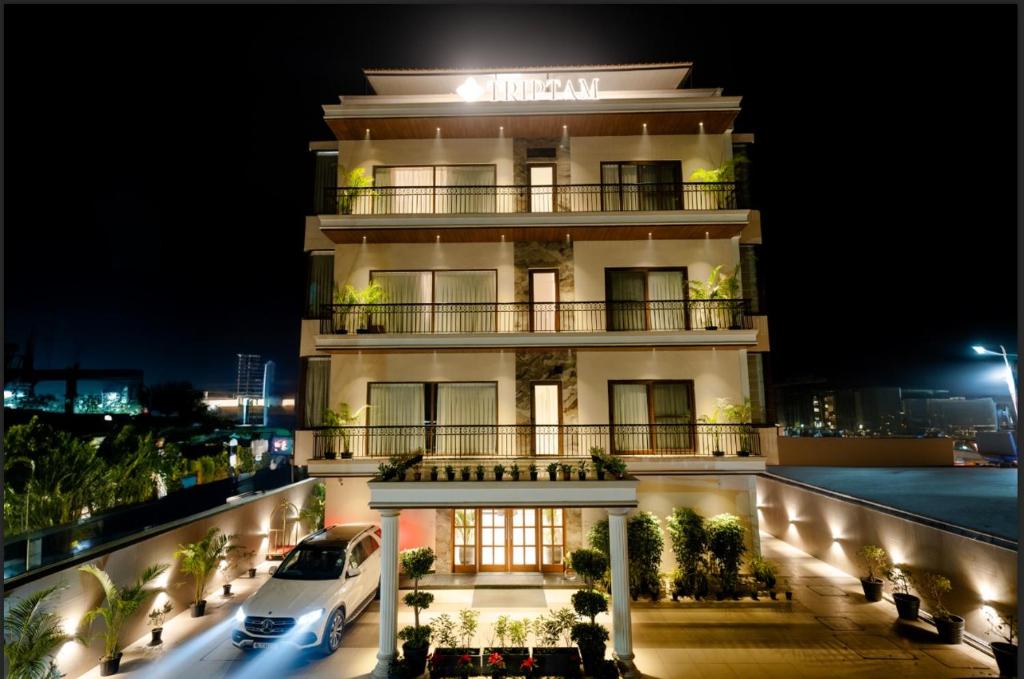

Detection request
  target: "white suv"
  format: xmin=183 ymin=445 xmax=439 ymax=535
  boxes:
xmin=232 ymin=523 xmax=381 ymax=655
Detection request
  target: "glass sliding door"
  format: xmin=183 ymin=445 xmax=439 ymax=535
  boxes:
xmin=453 ymin=509 xmax=477 ymax=573
xmin=606 ymin=268 xmax=688 ymax=331
xmin=611 ymin=383 xmax=650 ymax=452
xmin=651 ymin=382 xmax=694 ymax=451
xmin=434 ymin=271 xmax=497 ymax=333
xmin=532 ymin=383 xmax=561 ymax=455
xmin=479 ymin=509 xmax=507 ymax=572
xmin=436 ymin=165 xmax=497 ymax=213
xmin=367 ymin=383 xmax=425 ymax=455
xmin=529 ymin=165 xmax=555 ymax=213
xmin=600 ymin=161 xmax=682 ymax=212
xmin=610 ymin=380 xmax=696 ymax=453
xmin=607 ymin=270 xmax=646 ymax=331
xmin=300 ymin=357 xmax=330 ymax=428
xmin=510 ymin=509 xmax=538 ymax=571
xmin=373 ymin=166 xmax=434 ymax=214
xmin=530 ymin=270 xmax=558 ymax=332
xmin=435 ymin=383 xmax=497 ymax=456
xmin=647 ymin=270 xmax=687 ymax=330
xmin=371 ymin=271 xmax=432 ymax=333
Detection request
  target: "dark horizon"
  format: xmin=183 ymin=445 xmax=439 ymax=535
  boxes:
xmin=5 ymin=5 xmax=1017 ymax=397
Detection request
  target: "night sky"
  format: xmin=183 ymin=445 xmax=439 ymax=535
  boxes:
xmin=5 ymin=5 xmax=1017 ymax=396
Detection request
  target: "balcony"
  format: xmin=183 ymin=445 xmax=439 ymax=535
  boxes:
xmin=310 ymin=423 xmax=761 ymax=461
xmin=314 ymin=299 xmax=758 ymax=350
xmin=317 ymin=182 xmax=752 ymax=243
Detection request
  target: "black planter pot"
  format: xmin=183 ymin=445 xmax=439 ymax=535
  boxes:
xmin=461 ymin=471 xmax=472 ymax=481
xmin=769 ymin=591 xmax=778 ymax=600
xmin=430 ymin=470 xmax=439 ymax=481
xmin=530 ymin=471 xmax=538 ymax=481
xmin=223 ymin=584 xmax=232 ymax=596
xmin=561 ymin=471 xmax=572 ymax=481
xmin=99 ymin=653 xmax=123 ymax=676
xmin=191 ymin=600 xmax=207 ymax=617
xmin=495 ymin=471 xmax=504 ymax=481
xmin=248 ymin=568 xmax=257 ymax=578
xmin=430 ymin=647 xmax=482 ymax=677
xmin=150 ymin=628 xmax=163 ymax=646
xmin=402 ymin=641 xmax=429 ymax=675
xmin=893 ymin=593 xmax=920 ymax=621
xmin=712 ymin=450 xmax=725 ymax=457
xmin=992 ymin=642 xmax=1017 ymax=677
xmin=860 ymin=577 xmax=883 ymax=602
xmin=705 ymin=325 xmax=718 ymax=331
xmin=446 ymin=471 xmax=456 ymax=481
xmin=533 ymin=647 xmax=581 ymax=678
xmin=578 ymin=642 xmax=606 ymax=677
xmin=511 ymin=473 xmax=520 ymax=481
xmin=935 ymin=615 xmax=964 ymax=644
xmin=737 ymin=450 xmax=751 ymax=457
xmin=578 ymin=472 xmax=587 ymax=481
xmin=596 ymin=470 xmax=606 ymax=480
xmin=413 ymin=472 xmax=422 ymax=482
xmin=785 ymin=591 xmax=793 ymax=601
xmin=548 ymin=470 xmax=557 ymax=481
xmin=323 ymin=451 xmax=337 ymax=460
xmin=340 ymin=451 xmax=354 ymax=460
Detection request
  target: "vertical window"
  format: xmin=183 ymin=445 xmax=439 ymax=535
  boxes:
xmin=740 ymin=245 xmax=762 ymax=313
xmin=480 ymin=509 xmax=506 ymax=569
xmin=313 ymin=151 xmax=338 ymax=214
xmin=453 ymin=509 xmax=477 ymax=572
xmin=300 ymin=357 xmax=330 ymax=428
xmin=606 ymin=268 xmax=687 ymax=331
xmin=541 ymin=509 xmax=565 ymax=569
xmin=747 ymin=353 xmax=767 ymax=424
xmin=304 ymin=251 xmax=334 ymax=319
xmin=510 ymin=509 xmax=537 ymax=568
xmin=609 ymin=380 xmax=695 ymax=452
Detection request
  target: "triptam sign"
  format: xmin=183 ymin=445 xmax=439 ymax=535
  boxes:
xmin=457 ymin=75 xmax=600 ymax=103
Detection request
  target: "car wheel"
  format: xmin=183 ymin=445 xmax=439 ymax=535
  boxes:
xmin=321 ymin=608 xmax=345 ymax=655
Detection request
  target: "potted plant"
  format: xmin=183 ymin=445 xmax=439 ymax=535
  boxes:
xmin=413 ymin=465 xmax=423 ymax=482
xmin=576 ymin=460 xmax=588 ymax=480
xmin=531 ymin=608 xmax=581 ymax=678
xmin=705 ymin=514 xmax=746 ymax=600
xmin=748 ymin=555 xmax=778 ymax=600
xmin=147 ymin=601 xmax=173 ymax=646
xmin=429 ymin=610 xmax=482 ymax=677
xmin=594 ymin=450 xmax=628 ymax=480
xmin=528 ymin=464 xmax=538 ymax=481
xmin=353 ymin=281 xmax=388 ymax=333
xmin=398 ymin=547 xmax=436 ymax=675
xmin=985 ymin=606 xmax=1017 ymax=677
xmin=322 ymin=403 xmax=370 ymax=459
xmin=332 ymin=282 xmax=359 ymax=334
xmin=510 ymin=463 xmax=521 ymax=481
xmin=546 ymin=462 xmax=559 ymax=481
xmin=4 ymin=584 xmax=77 ymax=679
xmin=493 ymin=464 xmax=505 ymax=481
xmin=700 ymin=399 xmax=732 ymax=456
xmin=337 ymin=166 xmax=374 ymax=215
xmin=593 ymin=458 xmax=605 ymax=480
xmin=559 ymin=463 xmax=573 ymax=481
xmin=430 ymin=465 xmax=440 ymax=481
xmin=721 ymin=399 xmax=754 ymax=456
xmin=569 ymin=548 xmax=609 ymax=676
xmin=916 ymin=572 xmax=964 ymax=644
xmin=174 ymin=527 xmax=239 ymax=618
xmin=79 ymin=563 xmax=169 ymax=676
xmin=886 ymin=564 xmax=919 ymax=621
xmin=445 ymin=465 xmax=456 ymax=481
xmin=475 ymin=464 xmax=486 ymax=481
xmin=667 ymin=507 xmax=709 ymax=601
xmin=460 ymin=466 xmax=472 ymax=481
xmin=857 ymin=545 xmax=888 ymax=602
xmin=483 ymin=615 xmax=530 ymax=676
xmin=782 ymin=576 xmax=793 ymax=600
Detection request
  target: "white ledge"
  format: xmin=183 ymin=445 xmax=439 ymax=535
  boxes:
xmin=318 ymin=210 xmax=750 ymax=229
xmin=368 ymin=478 xmax=639 ymax=509
xmin=314 ymin=329 xmax=758 ymax=351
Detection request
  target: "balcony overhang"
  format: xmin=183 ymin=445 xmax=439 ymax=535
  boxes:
xmin=324 ymin=98 xmax=740 ymax=140
xmin=319 ymin=209 xmax=751 ymax=243
xmin=309 ymin=457 xmax=764 ymax=478
xmin=314 ymin=329 xmax=758 ymax=352
xmin=367 ymin=478 xmax=638 ymax=510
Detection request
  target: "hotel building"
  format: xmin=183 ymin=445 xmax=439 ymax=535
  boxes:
xmin=297 ymin=62 xmax=771 ymax=673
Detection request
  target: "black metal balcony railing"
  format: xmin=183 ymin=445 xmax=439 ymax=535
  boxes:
xmin=319 ymin=299 xmax=751 ymax=335
xmin=326 ymin=182 xmax=740 ymax=216
xmin=311 ymin=423 xmax=761 ymax=460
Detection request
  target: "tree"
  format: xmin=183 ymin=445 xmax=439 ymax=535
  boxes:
xmin=398 ymin=547 xmax=436 ymax=651
xmin=79 ymin=563 xmax=169 ymax=661
xmin=4 ymin=584 xmax=76 ymax=679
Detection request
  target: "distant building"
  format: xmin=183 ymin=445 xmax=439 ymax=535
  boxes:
xmin=235 ymin=354 xmax=264 ymax=400
xmin=903 ymin=396 xmax=998 ymax=436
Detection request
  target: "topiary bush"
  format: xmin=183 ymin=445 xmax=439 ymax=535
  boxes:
xmin=705 ymin=513 xmax=746 ymax=597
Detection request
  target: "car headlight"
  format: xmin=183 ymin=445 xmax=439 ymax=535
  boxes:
xmin=297 ymin=608 xmax=325 ymax=627
xmin=235 ymin=608 xmax=246 ymax=624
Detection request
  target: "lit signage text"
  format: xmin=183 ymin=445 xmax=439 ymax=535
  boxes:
xmin=456 ymin=76 xmax=600 ymax=103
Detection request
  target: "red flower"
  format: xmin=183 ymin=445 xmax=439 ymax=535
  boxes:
xmin=458 ymin=653 xmax=473 ymax=666
xmin=520 ymin=657 xmax=536 ymax=670
xmin=487 ymin=651 xmax=505 ymax=669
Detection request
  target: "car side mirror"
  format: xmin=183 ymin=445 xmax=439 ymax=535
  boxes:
xmin=347 ymin=563 xmax=361 ymax=578
xmin=269 ymin=567 xmax=277 ymax=576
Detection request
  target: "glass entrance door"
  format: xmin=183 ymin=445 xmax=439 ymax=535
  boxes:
xmin=530 ymin=270 xmax=558 ymax=332
xmin=529 ymin=165 xmax=555 ymax=212
xmin=479 ymin=509 xmax=507 ymax=572
xmin=453 ymin=508 xmax=565 ymax=573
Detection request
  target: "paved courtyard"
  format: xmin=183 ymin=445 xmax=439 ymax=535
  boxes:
xmin=77 ymin=533 xmax=1000 ymax=679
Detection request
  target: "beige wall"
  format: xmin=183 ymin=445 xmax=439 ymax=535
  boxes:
xmin=329 ymin=352 xmax=517 ymax=423
xmin=570 ymin=134 xmax=732 ymax=184
xmin=333 ymin=242 xmax=516 ymax=301
xmin=338 ymin=138 xmax=515 ymax=185
xmin=4 ymin=480 xmax=318 ymax=679
xmin=757 ymin=476 xmax=1017 ymax=640
xmin=573 ymin=238 xmax=740 ymax=301
xmin=776 ymin=437 xmax=955 ymax=467
xmin=576 ymin=349 xmax=748 ymax=424
xmin=323 ymin=476 xmax=436 ymax=553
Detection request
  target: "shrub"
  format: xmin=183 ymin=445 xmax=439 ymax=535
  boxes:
xmin=747 ymin=555 xmax=778 ymax=591
xmin=705 ymin=514 xmax=746 ymax=596
xmin=571 ymin=591 xmax=608 ymax=623
xmin=458 ymin=609 xmax=479 ymax=648
xmin=667 ymin=507 xmax=708 ymax=598
xmin=507 ymin=617 xmax=531 ymax=647
xmin=915 ymin=571 xmax=953 ymax=620
xmin=570 ymin=621 xmax=609 ymax=648
xmin=857 ymin=545 xmax=889 ymax=582
xmin=587 ymin=512 xmax=664 ymax=600
xmin=4 ymin=584 xmax=76 ymax=679
xmin=430 ymin=613 xmax=458 ymax=647
xmin=569 ymin=548 xmax=608 ymax=589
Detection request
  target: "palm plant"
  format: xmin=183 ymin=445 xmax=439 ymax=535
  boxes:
xmin=322 ymin=403 xmax=371 ymax=457
xmin=4 ymin=584 xmax=76 ymax=679
xmin=337 ymin=167 xmax=374 ymax=215
xmin=299 ymin=481 xmax=327 ymax=531
xmin=79 ymin=563 xmax=169 ymax=662
xmin=174 ymin=528 xmax=238 ymax=614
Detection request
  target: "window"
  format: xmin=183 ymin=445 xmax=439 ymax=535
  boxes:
xmin=370 ymin=270 xmax=497 ymax=333
xmin=348 ymin=540 xmax=367 ymax=568
xmin=606 ymin=268 xmax=688 ymax=331
xmin=367 ymin=382 xmax=498 ymax=455
xmin=740 ymin=245 xmax=762 ymax=313
xmin=453 ymin=509 xmax=477 ymax=572
xmin=600 ymin=161 xmax=682 ymax=211
xmin=373 ymin=165 xmax=497 ymax=214
xmin=300 ymin=357 xmax=330 ymax=428
xmin=313 ymin=151 xmax=338 ymax=214
xmin=304 ymin=251 xmax=334 ymax=319
xmin=609 ymin=380 xmax=695 ymax=453
xmin=451 ymin=508 xmax=566 ymax=573
xmin=274 ymin=544 xmax=347 ymax=581
xmin=747 ymin=353 xmax=767 ymax=424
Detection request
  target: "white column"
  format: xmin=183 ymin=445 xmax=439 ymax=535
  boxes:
xmin=372 ymin=508 xmax=401 ymax=679
xmin=607 ymin=507 xmax=637 ymax=678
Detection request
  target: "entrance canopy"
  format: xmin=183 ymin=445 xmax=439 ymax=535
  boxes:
xmin=367 ymin=478 xmax=638 ymax=510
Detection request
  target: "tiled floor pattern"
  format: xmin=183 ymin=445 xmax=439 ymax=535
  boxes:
xmin=76 ymin=533 xmax=1000 ymax=679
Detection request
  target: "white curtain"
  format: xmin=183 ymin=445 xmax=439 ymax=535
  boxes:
xmin=612 ymin=383 xmax=649 ymax=452
xmin=652 ymin=383 xmax=693 ymax=451
xmin=608 ymin=271 xmax=646 ymax=331
xmin=436 ymin=383 xmax=497 ymax=455
xmin=368 ymin=383 xmax=425 ymax=455
xmin=372 ymin=272 xmax=431 ymax=333
xmin=374 ymin=166 xmax=434 ymax=214
xmin=436 ymin=165 xmax=496 ymax=213
xmin=648 ymin=271 xmax=686 ymax=330
xmin=434 ymin=271 xmax=497 ymax=333
xmin=302 ymin=357 xmax=330 ymax=428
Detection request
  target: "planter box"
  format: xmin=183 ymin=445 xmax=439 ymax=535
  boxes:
xmin=483 ymin=647 xmax=530 ymax=675
xmin=429 ymin=647 xmax=482 ymax=678
xmin=532 ymin=646 xmax=582 ymax=678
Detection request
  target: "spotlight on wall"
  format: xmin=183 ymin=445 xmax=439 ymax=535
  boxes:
xmin=436 ymin=235 xmax=441 ymax=242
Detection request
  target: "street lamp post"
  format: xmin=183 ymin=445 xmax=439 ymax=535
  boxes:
xmin=972 ymin=345 xmax=1018 ymax=419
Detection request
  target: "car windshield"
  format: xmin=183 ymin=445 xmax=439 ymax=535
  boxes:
xmin=274 ymin=543 xmax=348 ymax=580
